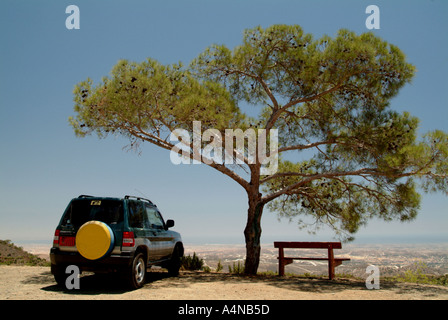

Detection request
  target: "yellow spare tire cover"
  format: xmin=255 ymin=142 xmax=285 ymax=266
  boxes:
xmin=76 ymin=221 xmax=115 ymax=260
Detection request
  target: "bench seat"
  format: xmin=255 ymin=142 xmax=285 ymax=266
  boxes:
xmin=274 ymin=241 xmax=351 ymax=279
xmin=283 ymin=257 xmax=350 ymax=261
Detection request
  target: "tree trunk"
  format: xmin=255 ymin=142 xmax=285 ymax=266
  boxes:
xmin=244 ymin=194 xmax=264 ymax=275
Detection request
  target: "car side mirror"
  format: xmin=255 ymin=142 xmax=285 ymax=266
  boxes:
xmin=166 ymin=219 xmax=175 ymax=229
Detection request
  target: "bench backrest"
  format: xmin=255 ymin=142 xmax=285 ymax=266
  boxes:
xmin=274 ymin=241 xmax=342 ymax=249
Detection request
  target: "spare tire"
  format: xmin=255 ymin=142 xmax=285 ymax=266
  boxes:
xmin=76 ymin=221 xmax=115 ymax=260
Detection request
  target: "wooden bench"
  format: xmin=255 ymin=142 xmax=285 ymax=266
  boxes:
xmin=274 ymin=241 xmax=350 ymax=280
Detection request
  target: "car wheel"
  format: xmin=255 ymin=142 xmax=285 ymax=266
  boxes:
xmin=167 ymin=246 xmax=181 ymax=277
xmin=126 ymin=253 xmax=147 ymax=289
xmin=51 ymin=264 xmax=67 ymax=287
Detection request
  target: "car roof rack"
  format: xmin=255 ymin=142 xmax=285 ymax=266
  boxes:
xmin=124 ymin=195 xmax=154 ymax=205
xmin=78 ymin=195 xmax=95 ymax=198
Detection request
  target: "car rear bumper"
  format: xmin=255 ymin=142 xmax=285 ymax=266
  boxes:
xmin=50 ymin=247 xmax=133 ymax=273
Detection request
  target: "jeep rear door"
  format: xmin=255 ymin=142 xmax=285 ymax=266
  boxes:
xmin=57 ymin=198 xmax=124 ymax=252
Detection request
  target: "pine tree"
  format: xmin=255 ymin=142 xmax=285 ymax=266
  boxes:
xmin=69 ymin=25 xmax=448 ymax=275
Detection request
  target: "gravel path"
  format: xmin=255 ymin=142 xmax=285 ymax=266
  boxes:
xmin=1 ymin=265 xmax=447 ymax=300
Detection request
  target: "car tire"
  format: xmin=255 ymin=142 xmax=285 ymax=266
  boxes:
xmin=167 ymin=246 xmax=181 ymax=277
xmin=125 ymin=252 xmax=146 ymax=290
xmin=51 ymin=264 xmax=67 ymax=287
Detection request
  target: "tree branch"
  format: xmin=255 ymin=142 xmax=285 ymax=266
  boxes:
xmin=265 ymin=82 xmax=344 ymax=131
xmin=277 ymin=139 xmax=337 ymax=153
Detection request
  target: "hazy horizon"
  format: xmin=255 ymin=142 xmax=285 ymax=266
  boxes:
xmin=11 ymin=233 xmax=448 ymax=248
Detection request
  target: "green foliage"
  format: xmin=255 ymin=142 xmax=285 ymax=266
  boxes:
xmin=192 ymin=26 xmax=415 ymax=109
xmin=69 ymin=58 xmax=245 ymax=150
xmin=180 ymin=252 xmax=204 ymax=271
xmin=216 ymin=259 xmax=223 ymax=272
xmin=202 ymin=265 xmax=211 ymax=273
xmin=228 ymin=260 xmax=245 ymax=274
xmin=386 ymin=261 xmax=448 ymax=286
xmin=0 ymin=240 xmax=50 ymax=266
xmin=400 ymin=262 xmax=429 ymax=284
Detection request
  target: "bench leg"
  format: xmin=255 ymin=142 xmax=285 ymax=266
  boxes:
xmin=278 ymin=247 xmax=285 ymax=276
xmin=278 ymin=248 xmax=295 ymax=276
xmin=278 ymin=258 xmax=294 ymax=276
xmin=279 ymin=259 xmax=285 ymax=276
xmin=328 ymin=248 xmax=335 ymax=280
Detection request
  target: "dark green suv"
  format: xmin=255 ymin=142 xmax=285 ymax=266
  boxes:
xmin=50 ymin=195 xmax=184 ymax=289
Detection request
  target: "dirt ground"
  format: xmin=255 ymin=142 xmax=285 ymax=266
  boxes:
xmin=1 ymin=265 xmax=447 ymax=300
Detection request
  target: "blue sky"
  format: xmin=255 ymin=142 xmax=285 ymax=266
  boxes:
xmin=1 ymin=0 xmax=447 ymax=245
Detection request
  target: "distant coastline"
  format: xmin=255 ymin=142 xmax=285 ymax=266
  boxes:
xmin=12 ymin=233 xmax=448 ymax=248
xmin=180 ymin=234 xmax=448 ymax=246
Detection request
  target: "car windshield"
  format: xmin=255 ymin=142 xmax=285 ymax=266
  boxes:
xmin=61 ymin=199 xmax=124 ymax=229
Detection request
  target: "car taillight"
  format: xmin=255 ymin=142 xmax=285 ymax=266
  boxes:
xmin=59 ymin=236 xmax=76 ymax=246
xmin=122 ymin=231 xmax=135 ymax=247
xmin=53 ymin=229 xmax=60 ymax=246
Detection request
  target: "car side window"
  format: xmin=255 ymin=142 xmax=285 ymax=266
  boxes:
xmin=128 ymin=201 xmax=149 ymax=228
xmin=145 ymin=205 xmax=164 ymax=229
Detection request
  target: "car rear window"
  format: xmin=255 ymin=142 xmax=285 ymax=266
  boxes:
xmin=60 ymin=199 xmax=124 ymax=229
